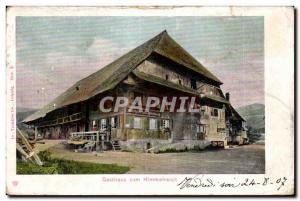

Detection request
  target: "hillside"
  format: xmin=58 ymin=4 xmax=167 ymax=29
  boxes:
xmin=16 ymin=107 xmax=38 ymax=132
xmin=16 ymin=107 xmax=38 ymax=123
xmin=237 ymin=103 xmax=265 ymax=143
xmin=237 ymin=103 xmax=265 ymax=131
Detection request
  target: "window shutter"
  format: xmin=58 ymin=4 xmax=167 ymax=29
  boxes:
xmin=127 ymin=116 xmax=133 ymax=128
xmin=142 ymin=117 xmax=148 ymax=130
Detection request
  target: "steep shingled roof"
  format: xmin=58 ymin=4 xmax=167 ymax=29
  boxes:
xmin=153 ymin=31 xmax=222 ymax=83
xmin=230 ymin=105 xmax=246 ymax=122
xmin=23 ymin=30 xmax=222 ymax=123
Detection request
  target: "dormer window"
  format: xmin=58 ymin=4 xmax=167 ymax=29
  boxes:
xmin=76 ymin=86 xmax=80 ymax=91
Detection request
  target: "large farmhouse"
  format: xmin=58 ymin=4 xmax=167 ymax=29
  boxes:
xmin=23 ymin=31 xmax=247 ymax=151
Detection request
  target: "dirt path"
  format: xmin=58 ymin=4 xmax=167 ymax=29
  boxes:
xmin=33 ymin=140 xmax=64 ymax=153
xmin=46 ymin=142 xmax=265 ymax=174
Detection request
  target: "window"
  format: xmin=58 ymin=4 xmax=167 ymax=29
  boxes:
xmin=211 ymin=108 xmax=218 ymax=117
xmin=100 ymin=119 xmax=107 ymax=130
xmin=92 ymin=120 xmax=97 ymax=128
xmin=200 ymin=109 xmax=205 ymax=116
xmin=165 ymin=74 xmax=169 ymax=80
xmin=178 ymin=80 xmax=182 ymax=85
xmin=214 ymin=87 xmax=219 ymax=95
xmin=197 ymin=125 xmax=206 ymax=133
xmin=149 ymin=118 xmax=157 ymax=130
xmin=111 ymin=116 xmax=118 ymax=128
xmin=162 ymin=119 xmax=170 ymax=129
xmin=133 ymin=117 xmax=141 ymax=129
xmin=191 ymin=79 xmax=197 ymax=89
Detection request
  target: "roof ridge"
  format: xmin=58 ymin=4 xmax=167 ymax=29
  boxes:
xmin=89 ymin=30 xmax=166 ymax=95
xmin=152 ymin=31 xmax=222 ymax=84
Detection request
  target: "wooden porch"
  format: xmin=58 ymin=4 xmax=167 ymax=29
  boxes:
xmin=66 ymin=130 xmax=121 ymax=151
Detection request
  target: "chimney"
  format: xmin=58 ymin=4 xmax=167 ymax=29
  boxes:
xmin=225 ymin=92 xmax=230 ymax=101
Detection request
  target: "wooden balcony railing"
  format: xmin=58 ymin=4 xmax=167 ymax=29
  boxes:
xmin=70 ymin=131 xmax=108 ymax=142
xmin=38 ymin=112 xmax=82 ymax=127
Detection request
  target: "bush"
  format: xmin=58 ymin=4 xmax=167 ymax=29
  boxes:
xmin=38 ymin=150 xmax=52 ymax=162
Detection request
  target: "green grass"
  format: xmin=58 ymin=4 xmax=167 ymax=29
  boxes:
xmin=17 ymin=151 xmax=130 ymax=174
xmin=17 ymin=161 xmax=58 ymax=174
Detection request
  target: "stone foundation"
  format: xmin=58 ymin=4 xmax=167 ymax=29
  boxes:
xmin=119 ymin=139 xmax=211 ymax=153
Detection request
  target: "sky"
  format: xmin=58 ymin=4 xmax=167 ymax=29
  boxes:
xmin=16 ymin=16 xmax=264 ymax=109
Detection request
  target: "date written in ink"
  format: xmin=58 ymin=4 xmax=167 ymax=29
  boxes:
xmin=177 ymin=175 xmax=288 ymax=191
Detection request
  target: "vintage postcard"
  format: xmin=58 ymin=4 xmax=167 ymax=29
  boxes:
xmin=6 ymin=6 xmax=294 ymax=195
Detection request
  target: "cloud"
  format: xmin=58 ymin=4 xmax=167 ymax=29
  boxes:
xmin=86 ymin=38 xmax=131 ymax=67
xmin=17 ymin=37 xmax=131 ymax=109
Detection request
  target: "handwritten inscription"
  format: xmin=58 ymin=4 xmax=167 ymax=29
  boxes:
xmin=177 ymin=175 xmax=288 ymax=191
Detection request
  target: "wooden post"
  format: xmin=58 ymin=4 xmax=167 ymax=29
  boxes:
xmin=106 ymin=130 xmax=109 ymax=142
xmin=101 ymin=134 xmax=105 ymax=150
xmin=96 ymin=131 xmax=101 ymax=151
xmin=85 ymin=101 xmax=90 ymax=132
xmin=96 ymin=131 xmax=99 ymax=143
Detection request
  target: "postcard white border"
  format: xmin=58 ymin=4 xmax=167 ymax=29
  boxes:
xmin=6 ymin=6 xmax=294 ymax=195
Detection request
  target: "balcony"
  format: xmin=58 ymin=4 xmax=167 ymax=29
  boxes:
xmin=38 ymin=112 xmax=82 ymax=127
